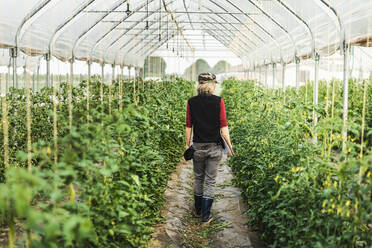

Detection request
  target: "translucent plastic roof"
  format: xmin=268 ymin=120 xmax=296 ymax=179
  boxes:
xmin=0 ymin=0 xmax=371 ymax=68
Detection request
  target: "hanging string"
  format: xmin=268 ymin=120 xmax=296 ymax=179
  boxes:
xmin=119 ymin=66 xmax=123 ymax=111
xmin=328 ymin=77 xmax=336 ymax=157
xmin=100 ymin=63 xmax=104 ymax=110
xmin=25 ymin=66 xmax=32 ymax=171
xmin=146 ymin=0 xmax=149 ymax=30
xmin=133 ymin=67 xmax=137 ymax=104
xmin=359 ymin=79 xmax=368 ymax=157
xmin=69 ymin=67 xmax=73 ymax=133
xmin=86 ymin=63 xmax=90 ymax=123
xmin=1 ymin=75 xmax=9 ymax=169
xmin=108 ymin=67 xmax=112 ymax=115
xmin=53 ymin=74 xmax=58 ymax=164
xmin=159 ymin=0 xmax=161 ymax=42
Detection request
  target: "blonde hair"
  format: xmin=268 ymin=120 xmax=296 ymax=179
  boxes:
xmin=197 ymin=82 xmax=216 ymax=96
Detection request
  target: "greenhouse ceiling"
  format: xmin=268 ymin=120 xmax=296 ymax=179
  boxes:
xmin=0 ymin=0 xmax=371 ymax=68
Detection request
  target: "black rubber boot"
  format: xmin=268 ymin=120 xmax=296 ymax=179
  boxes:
xmin=201 ymin=197 xmax=214 ymax=224
xmin=194 ymin=195 xmax=202 ymax=217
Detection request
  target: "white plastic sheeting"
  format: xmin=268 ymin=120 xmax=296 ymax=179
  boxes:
xmin=0 ymin=0 xmax=371 ymax=68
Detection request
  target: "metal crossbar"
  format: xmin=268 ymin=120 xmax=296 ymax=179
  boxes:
xmin=83 ymin=10 xmax=260 ymax=15
xmin=104 ymin=20 xmax=244 ymax=25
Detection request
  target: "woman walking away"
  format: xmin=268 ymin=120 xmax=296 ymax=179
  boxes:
xmin=185 ymin=72 xmax=234 ymax=225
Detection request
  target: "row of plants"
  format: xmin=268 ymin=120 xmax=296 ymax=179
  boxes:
xmin=221 ymin=78 xmax=371 ymax=247
xmin=0 ymin=77 xmax=194 ymax=247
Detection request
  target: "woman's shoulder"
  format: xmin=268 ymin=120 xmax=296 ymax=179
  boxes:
xmin=188 ymin=95 xmax=198 ymax=102
xmin=211 ymin=95 xmax=222 ymax=101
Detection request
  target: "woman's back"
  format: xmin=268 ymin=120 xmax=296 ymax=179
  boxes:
xmin=188 ymin=94 xmax=222 ymax=143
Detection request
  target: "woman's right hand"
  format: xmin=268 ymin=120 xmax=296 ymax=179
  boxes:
xmin=228 ymin=147 xmax=234 ymax=157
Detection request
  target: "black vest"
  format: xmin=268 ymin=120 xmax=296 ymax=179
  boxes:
xmin=188 ymin=94 xmax=221 ymax=143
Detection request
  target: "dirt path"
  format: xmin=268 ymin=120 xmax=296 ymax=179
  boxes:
xmin=150 ymin=156 xmax=264 ymax=248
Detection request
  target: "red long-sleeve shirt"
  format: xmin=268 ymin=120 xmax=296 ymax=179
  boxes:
xmin=186 ymin=98 xmax=227 ymax=128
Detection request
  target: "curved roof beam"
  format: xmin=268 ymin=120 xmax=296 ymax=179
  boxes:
xmin=91 ymin=0 xmax=172 ymax=63
xmin=203 ymin=1 xmax=266 ymax=46
xmin=138 ymin=29 xmax=170 ymax=57
xmin=203 ymin=16 xmax=254 ymax=52
xmin=203 ymin=0 xmax=275 ymax=65
xmin=183 ymin=0 xmax=195 ymax=30
xmin=72 ymin=0 xmax=128 ymax=59
xmin=161 ymin=0 xmax=194 ymax=52
xmin=141 ymin=33 xmax=171 ymax=57
xmin=49 ymin=0 xmax=96 ymax=59
xmin=141 ymin=27 xmax=243 ymax=59
xmin=104 ymin=2 xmax=168 ymax=51
xmin=16 ymin=0 xmax=53 ymax=50
xmin=103 ymin=8 xmax=177 ymax=63
xmin=115 ymin=15 xmax=183 ymax=63
xmin=208 ymin=0 xmax=280 ymax=65
xmin=180 ymin=0 xmax=266 ymax=46
xmin=243 ymin=0 xmax=297 ymax=57
xmin=134 ymin=19 xmax=246 ymax=56
xmin=275 ymin=0 xmax=315 ymax=58
xmin=315 ymin=0 xmax=344 ymax=53
xmin=202 ymin=6 xmax=258 ymax=49
xmin=120 ymin=15 xmax=182 ymax=56
xmin=202 ymin=29 xmax=243 ymax=57
xmin=202 ymin=22 xmax=250 ymax=54
xmin=221 ymin=0 xmax=282 ymax=59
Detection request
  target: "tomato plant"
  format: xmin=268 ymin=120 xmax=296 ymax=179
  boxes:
xmin=222 ymin=78 xmax=371 ymax=248
xmin=0 ymin=77 xmax=194 ymax=247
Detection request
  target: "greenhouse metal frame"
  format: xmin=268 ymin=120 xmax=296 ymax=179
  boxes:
xmin=0 ymin=0 xmax=371 ymax=142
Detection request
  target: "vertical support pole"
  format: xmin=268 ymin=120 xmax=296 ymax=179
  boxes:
xmin=295 ymin=56 xmax=300 ymax=93
xmin=342 ymin=44 xmax=349 ymax=152
xmin=23 ymin=66 xmax=26 ymax=88
xmin=272 ymin=63 xmax=276 ymax=91
xmin=87 ymin=61 xmax=91 ymax=80
xmin=119 ymin=65 xmax=123 ymax=111
xmin=101 ymin=63 xmax=104 ymax=106
xmin=24 ymin=66 xmax=32 ymax=170
xmin=1 ymin=81 xmax=9 ymax=169
xmin=109 ymin=64 xmax=114 ymax=115
xmin=131 ymin=66 xmax=136 ymax=104
xmin=36 ymin=65 xmax=40 ymax=92
xmin=10 ymin=48 xmax=18 ymax=89
xmin=282 ymin=63 xmax=286 ymax=93
xmin=265 ymin=64 xmax=268 ymax=89
xmin=69 ymin=57 xmax=74 ymax=131
xmin=45 ymin=52 xmax=51 ymax=88
xmin=87 ymin=61 xmax=91 ymax=122
xmin=53 ymin=73 xmax=58 ymax=164
xmin=70 ymin=58 xmax=74 ymax=87
xmin=141 ymin=67 xmax=144 ymax=91
xmin=313 ymin=53 xmax=320 ymax=143
xmin=6 ymin=65 xmax=10 ymax=93
xmin=67 ymin=58 xmax=75 ymax=204
xmin=259 ymin=66 xmax=262 ymax=85
xmin=112 ymin=64 xmax=115 ymax=83
xmin=32 ymin=72 xmax=35 ymax=91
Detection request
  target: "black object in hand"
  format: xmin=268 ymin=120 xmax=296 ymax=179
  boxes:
xmin=183 ymin=146 xmax=195 ymax=161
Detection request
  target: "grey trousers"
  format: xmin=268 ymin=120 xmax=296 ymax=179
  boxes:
xmin=192 ymin=143 xmax=223 ymax=199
